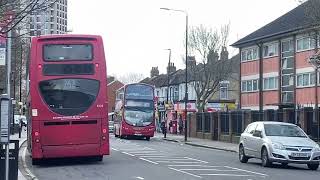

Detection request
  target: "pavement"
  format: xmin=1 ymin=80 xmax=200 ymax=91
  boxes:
xmin=9 ymin=127 xmax=28 ymax=180
xmin=155 ymin=132 xmax=238 ymax=153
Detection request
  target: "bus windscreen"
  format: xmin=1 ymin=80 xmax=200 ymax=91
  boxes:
xmin=125 ymin=85 xmax=153 ymax=100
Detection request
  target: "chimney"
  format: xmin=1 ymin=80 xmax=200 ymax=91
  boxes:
xmin=220 ymin=46 xmax=229 ymax=60
xmin=167 ymin=62 xmax=176 ymax=74
xmin=187 ymin=56 xmax=196 ymax=69
xmin=150 ymin=67 xmax=159 ymax=78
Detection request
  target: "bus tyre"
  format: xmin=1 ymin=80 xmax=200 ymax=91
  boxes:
xmin=146 ymin=137 xmax=150 ymax=141
xmin=95 ymin=155 xmax=103 ymax=162
xmin=32 ymin=158 xmax=41 ymax=165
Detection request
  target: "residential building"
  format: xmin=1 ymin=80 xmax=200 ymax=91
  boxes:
xmin=107 ymin=79 xmax=124 ymax=113
xmin=232 ymin=0 xmax=320 ymax=111
xmin=29 ymin=0 xmax=68 ymax=36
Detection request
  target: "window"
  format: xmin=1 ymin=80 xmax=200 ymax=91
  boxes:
xmin=43 ymin=44 xmax=93 ymax=61
xmin=282 ymin=74 xmax=294 ymax=86
xmin=296 ymin=72 xmax=315 ymax=87
xmin=282 ymin=91 xmax=294 ymax=103
xmin=174 ymin=87 xmax=179 ymax=101
xmin=296 ymin=36 xmax=315 ymax=52
xmin=245 ymin=124 xmax=257 ymax=134
xmin=282 ymin=57 xmax=294 ymax=69
xmin=282 ymin=39 xmax=294 ymax=52
xmin=241 ymin=79 xmax=259 ymax=92
xmin=263 ymin=77 xmax=278 ymax=90
xmin=39 ymin=79 xmax=99 ymax=116
xmin=241 ymin=47 xmax=259 ymax=62
xmin=263 ymin=43 xmax=278 ymax=57
xmin=220 ymin=82 xmax=229 ymax=99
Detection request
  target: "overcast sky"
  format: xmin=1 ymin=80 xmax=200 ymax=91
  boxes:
xmin=68 ymin=0 xmax=299 ymax=78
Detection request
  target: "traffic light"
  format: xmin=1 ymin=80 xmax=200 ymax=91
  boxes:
xmin=22 ymin=107 xmax=26 ymax=115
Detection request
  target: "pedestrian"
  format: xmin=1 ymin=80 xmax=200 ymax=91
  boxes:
xmin=160 ymin=120 xmax=167 ymax=138
xmin=178 ymin=115 xmax=183 ymax=135
xmin=18 ymin=116 xmax=23 ymax=138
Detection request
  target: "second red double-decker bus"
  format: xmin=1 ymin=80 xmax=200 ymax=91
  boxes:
xmin=27 ymin=35 xmax=109 ymax=164
xmin=114 ymin=83 xmax=155 ymax=140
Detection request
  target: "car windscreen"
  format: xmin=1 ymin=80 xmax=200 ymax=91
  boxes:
xmin=39 ymin=78 xmax=99 ymax=116
xmin=264 ymin=124 xmax=307 ymax=137
xmin=43 ymin=44 xmax=93 ymax=61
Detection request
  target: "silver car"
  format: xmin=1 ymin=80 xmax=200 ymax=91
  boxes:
xmin=239 ymin=121 xmax=320 ymax=170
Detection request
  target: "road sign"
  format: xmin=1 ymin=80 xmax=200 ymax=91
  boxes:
xmin=0 ymin=36 xmax=6 ymax=65
xmin=0 ymin=94 xmax=11 ymax=144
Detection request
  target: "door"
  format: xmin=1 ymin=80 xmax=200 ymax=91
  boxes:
xmin=251 ymin=123 xmax=264 ymax=158
xmin=242 ymin=123 xmax=257 ymax=157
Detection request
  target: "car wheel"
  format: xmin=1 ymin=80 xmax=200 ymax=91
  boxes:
xmin=307 ymin=163 xmax=319 ymax=170
xmin=146 ymin=137 xmax=150 ymax=141
xmin=261 ymin=147 xmax=272 ymax=167
xmin=281 ymin=163 xmax=288 ymax=167
xmin=239 ymin=145 xmax=249 ymax=163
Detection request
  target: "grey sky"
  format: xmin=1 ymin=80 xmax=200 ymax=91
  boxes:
xmin=69 ymin=0 xmax=299 ymax=78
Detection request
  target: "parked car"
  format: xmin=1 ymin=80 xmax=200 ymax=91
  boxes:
xmin=239 ymin=121 xmax=320 ymax=170
xmin=14 ymin=115 xmax=27 ymax=127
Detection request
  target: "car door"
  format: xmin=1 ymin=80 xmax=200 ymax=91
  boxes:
xmin=251 ymin=123 xmax=264 ymax=158
xmin=243 ymin=123 xmax=257 ymax=157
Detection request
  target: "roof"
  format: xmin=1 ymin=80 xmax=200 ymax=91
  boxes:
xmin=232 ymin=0 xmax=320 ymax=47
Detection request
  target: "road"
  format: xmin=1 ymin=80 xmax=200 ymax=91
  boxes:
xmin=20 ymin=135 xmax=319 ymax=180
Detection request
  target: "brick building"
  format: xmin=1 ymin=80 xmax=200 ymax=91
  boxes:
xmin=107 ymin=80 xmax=124 ymax=113
xmin=232 ymin=0 xmax=320 ymax=111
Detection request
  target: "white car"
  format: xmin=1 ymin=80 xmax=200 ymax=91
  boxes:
xmin=14 ymin=115 xmax=27 ymax=126
xmin=239 ymin=121 xmax=320 ymax=170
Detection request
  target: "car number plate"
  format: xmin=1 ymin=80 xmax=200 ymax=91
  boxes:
xmin=134 ymin=133 xmax=142 ymax=136
xmin=291 ymin=152 xmax=309 ymax=157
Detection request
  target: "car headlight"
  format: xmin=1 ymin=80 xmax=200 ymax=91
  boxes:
xmin=272 ymin=142 xmax=285 ymax=150
xmin=312 ymin=145 xmax=320 ymax=152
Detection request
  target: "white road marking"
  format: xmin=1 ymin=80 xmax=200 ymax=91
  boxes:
xmin=148 ymin=158 xmax=191 ymax=161
xmin=139 ymin=158 xmax=159 ymax=164
xmin=169 ymin=167 xmax=202 ymax=178
xmin=121 ymin=152 xmax=135 ymax=156
xmin=180 ymin=169 xmax=238 ymax=171
xmin=111 ymin=148 xmax=119 ymax=151
xmin=168 ymin=165 xmax=221 ymax=167
xmin=224 ymin=166 xmax=268 ymax=177
xmin=128 ymin=151 xmax=157 ymax=153
xmin=139 ymin=156 xmax=167 ymax=158
xmin=135 ymin=176 xmax=144 ymax=180
xmin=157 ymin=161 xmax=203 ymax=163
xmin=199 ymin=174 xmax=255 ymax=177
xmin=184 ymin=157 xmax=208 ymax=163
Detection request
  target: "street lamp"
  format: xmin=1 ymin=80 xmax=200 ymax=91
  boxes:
xmin=308 ymin=51 xmax=320 ymax=143
xmin=160 ymin=7 xmax=188 ymax=142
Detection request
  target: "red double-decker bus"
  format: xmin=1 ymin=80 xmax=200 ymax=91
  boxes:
xmin=114 ymin=83 xmax=156 ymax=140
xmin=27 ymin=35 xmax=109 ymax=165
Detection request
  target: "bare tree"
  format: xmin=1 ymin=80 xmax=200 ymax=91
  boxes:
xmin=116 ymin=73 xmax=145 ymax=84
xmin=0 ymin=0 xmax=57 ymax=37
xmin=188 ymin=24 xmax=233 ymax=112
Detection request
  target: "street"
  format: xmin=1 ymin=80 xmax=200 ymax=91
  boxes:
xmin=19 ymin=134 xmax=319 ymax=180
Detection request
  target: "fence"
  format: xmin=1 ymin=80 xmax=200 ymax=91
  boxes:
xmin=189 ymin=108 xmax=320 ymax=143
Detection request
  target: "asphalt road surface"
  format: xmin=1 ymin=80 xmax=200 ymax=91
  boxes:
xmin=19 ymin=135 xmax=319 ymax=180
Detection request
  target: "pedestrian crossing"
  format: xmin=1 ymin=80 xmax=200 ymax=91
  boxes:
xmin=111 ymin=137 xmax=268 ymax=179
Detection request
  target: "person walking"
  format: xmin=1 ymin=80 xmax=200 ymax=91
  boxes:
xmin=178 ymin=115 xmax=183 ymax=135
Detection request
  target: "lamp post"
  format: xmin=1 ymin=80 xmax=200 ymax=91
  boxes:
xmin=308 ymin=52 xmax=320 ymax=143
xmin=160 ymin=8 xmax=188 ymax=142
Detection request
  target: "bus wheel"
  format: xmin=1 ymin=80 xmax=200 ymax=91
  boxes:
xmin=146 ymin=137 xmax=150 ymax=141
xmin=120 ymin=135 xmax=124 ymax=139
xmin=94 ymin=156 xmax=103 ymax=162
xmin=32 ymin=158 xmax=41 ymax=165
xmin=114 ymin=133 xmax=119 ymax=138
